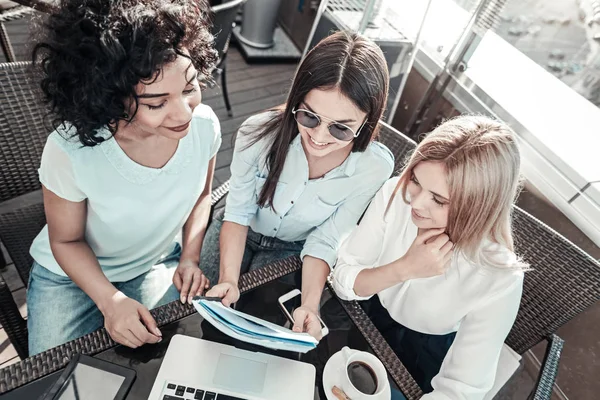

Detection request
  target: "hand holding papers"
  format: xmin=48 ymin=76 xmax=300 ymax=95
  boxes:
xmin=192 ymin=297 xmax=318 ymax=353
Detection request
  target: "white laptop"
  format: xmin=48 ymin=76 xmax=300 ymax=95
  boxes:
xmin=148 ymin=334 xmax=316 ymax=400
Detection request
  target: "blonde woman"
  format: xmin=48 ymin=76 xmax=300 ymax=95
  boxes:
xmin=331 ymin=115 xmax=527 ymax=399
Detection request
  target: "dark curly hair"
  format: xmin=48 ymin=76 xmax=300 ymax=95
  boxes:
xmin=32 ymin=0 xmax=217 ymax=146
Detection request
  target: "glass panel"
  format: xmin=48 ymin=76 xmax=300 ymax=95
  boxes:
xmin=462 ymin=1 xmax=600 ymax=187
xmin=494 ymin=0 xmax=600 ymax=107
xmin=386 ymin=0 xmax=478 ymax=62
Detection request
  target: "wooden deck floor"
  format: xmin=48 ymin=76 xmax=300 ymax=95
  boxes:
xmin=0 ymin=14 xmax=297 ymax=366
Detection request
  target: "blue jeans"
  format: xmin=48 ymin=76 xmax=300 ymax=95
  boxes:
xmin=27 ymin=245 xmax=182 ymax=356
xmin=199 ymin=209 xmax=304 ymax=286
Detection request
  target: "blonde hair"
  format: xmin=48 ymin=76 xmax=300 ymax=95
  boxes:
xmin=388 ymin=115 xmax=529 ymax=270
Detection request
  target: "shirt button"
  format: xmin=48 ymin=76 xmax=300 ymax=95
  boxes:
xmin=273 ymin=228 xmax=277 ymax=231
xmin=291 ymin=201 xmax=294 ymax=204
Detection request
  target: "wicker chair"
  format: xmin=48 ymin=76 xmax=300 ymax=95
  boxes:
xmin=0 ymin=195 xmax=44 ymax=359
xmin=0 ymin=62 xmax=47 ymax=204
xmin=0 ymin=61 xmax=50 ymax=358
xmin=375 ymin=122 xmax=600 ymax=399
xmin=0 ymin=61 xmax=47 ymax=269
xmin=506 ymin=208 xmax=600 ymax=399
xmin=377 ymin=121 xmax=417 ymax=175
xmin=0 ymin=0 xmax=59 ymax=268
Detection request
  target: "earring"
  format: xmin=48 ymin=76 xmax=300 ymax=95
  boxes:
xmin=123 ymin=112 xmax=129 ymax=119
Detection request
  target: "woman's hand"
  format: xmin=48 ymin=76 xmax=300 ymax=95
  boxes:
xmin=292 ymin=305 xmax=323 ymax=340
xmin=101 ymin=291 xmax=162 ymax=348
xmin=173 ymin=259 xmax=210 ymax=304
xmin=400 ymin=228 xmax=454 ymax=280
xmin=205 ymin=280 xmax=240 ymax=307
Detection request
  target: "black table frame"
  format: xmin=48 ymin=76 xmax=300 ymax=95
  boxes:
xmin=0 ymin=256 xmax=424 ymax=398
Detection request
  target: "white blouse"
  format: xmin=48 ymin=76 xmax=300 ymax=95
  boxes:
xmin=331 ymin=178 xmax=523 ymax=400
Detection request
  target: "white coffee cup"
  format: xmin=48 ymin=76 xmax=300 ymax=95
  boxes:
xmin=338 ymin=346 xmax=389 ymax=399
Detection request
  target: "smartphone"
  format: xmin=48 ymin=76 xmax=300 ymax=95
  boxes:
xmin=278 ymin=289 xmax=329 ymax=337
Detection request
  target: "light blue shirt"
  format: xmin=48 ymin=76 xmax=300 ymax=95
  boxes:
xmin=30 ymin=104 xmax=222 ymax=282
xmin=224 ymin=112 xmax=394 ymax=268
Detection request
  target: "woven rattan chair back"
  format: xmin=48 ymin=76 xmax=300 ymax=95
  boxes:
xmin=0 ymin=191 xmax=45 ymax=286
xmin=0 ymin=197 xmax=44 ymax=358
xmin=0 ymin=62 xmax=50 ymax=358
xmin=376 ymin=121 xmax=417 ymax=174
xmin=508 ymin=208 xmax=600 ymax=354
xmin=0 ymin=61 xmax=50 ymax=202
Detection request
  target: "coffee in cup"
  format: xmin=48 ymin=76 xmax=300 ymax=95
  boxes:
xmin=347 ymin=361 xmax=378 ymax=395
xmin=337 ymin=347 xmax=388 ymax=399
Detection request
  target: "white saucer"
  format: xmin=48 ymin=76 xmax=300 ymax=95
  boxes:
xmin=322 ymin=349 xmax=391 ymax=400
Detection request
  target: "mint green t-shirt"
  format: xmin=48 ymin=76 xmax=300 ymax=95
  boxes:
xmin=30 ymin=104 xmax=221 ymax=282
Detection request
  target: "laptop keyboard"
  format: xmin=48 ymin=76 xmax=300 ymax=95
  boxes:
xmin=161 ymin=381 xmax=248 ymax=400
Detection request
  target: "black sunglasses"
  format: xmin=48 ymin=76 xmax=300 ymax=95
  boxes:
xmin=292 ymin=107 xmax=367 ymax=142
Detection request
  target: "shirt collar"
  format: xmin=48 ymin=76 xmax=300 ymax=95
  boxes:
xmin=343 ymin=151 xmax=360 ymax=176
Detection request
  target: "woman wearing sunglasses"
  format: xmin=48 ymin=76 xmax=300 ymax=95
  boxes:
xmin=203 ymin=32 xmax=394 ymax=339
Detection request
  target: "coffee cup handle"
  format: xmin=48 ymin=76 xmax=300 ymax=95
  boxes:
xmin=341 ymin=346 xmax=353 ymax=364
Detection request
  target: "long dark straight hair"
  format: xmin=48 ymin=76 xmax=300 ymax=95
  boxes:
xmin=247 ymin=31 xmax=389 ymax=209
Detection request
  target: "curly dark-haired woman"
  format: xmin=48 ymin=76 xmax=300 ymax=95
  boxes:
xmin=26 ymin=0 xmax=220 ymax=355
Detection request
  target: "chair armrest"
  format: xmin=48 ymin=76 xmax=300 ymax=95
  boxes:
xmin=210 ymin=180 xmax=230 ymax=207
xmin=529 ymin=334 xmax=564 ymax=400
xmin=208 ymin=180 xmax=229 ymax=224
xmin=0 ymin=274 xmax=28 ymax=359
xmin=328 ymin=283 xmax=424 ymax=399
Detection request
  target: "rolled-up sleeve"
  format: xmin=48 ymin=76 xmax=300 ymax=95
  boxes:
xmin=301 ymin=158 xmax=392 ymax=269
xmin=330 ymin=183 xmax=389 ymax=300
xmin=301 ymin=192 xmax=375 ymax=268
xmin=223 ymin=128 xmax=265 ymax=226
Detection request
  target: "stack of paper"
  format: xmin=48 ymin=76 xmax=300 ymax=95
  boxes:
xmin=192 ymin=298 xmax=318 ymax=353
